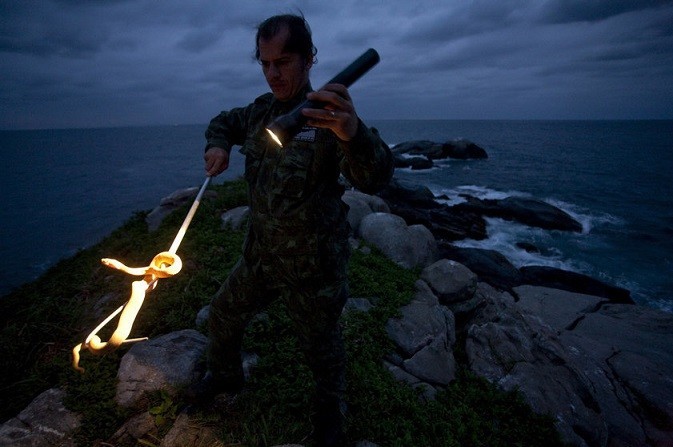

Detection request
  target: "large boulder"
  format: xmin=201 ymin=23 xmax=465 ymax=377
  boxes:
xmin=420 ymin=259 xmax=478 ymax=306
xmin=221 ymin=205 xmax=250 ymax=230
xmin=393 ymin=152 xmax=435 ymax=170
xmin=359 ymin=212 xmax=438 ymax=269
xmin=438 ymin=243 xmax=522 ymax=291
xmin=379 ymin=178 xmax=488 ymax=242
xmin=466 ymin=283 xmax=607 ymax=447
xmin=392 ymin=139 xmax=488 ymax=161
xmin=441 ymin=139 xmax=488 ymax=160
xmin=159 ymin=413 xmax=222 ymax=447
xmin=0 ymin=388 xmax=81 ymax=447
xmin=342 ymin=190 xmax=390 ymax=236
xmin=519 ymin=265 xmax=633 ymax=303
xmin=467 ymin=282 xmax=673 ymax=447
xmin=454 ymin=196 xmax=583 ymax=232
xmin=116 ymin=329 xmax=207 ymax=408
xmin=146 ymin=187 xmax=217 ymax=231
xmin=514 ymin=285 xmax=607 ymax=331
xmin=378 ymin=177 xmax=439 ymax=208
xmin=385 ymin=280 xmax=457 ymax=392
xmin=560 ymin=304 xmax=673 ymax=446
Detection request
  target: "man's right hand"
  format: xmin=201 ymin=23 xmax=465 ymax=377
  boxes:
xmin=204 ymin=147 xmax=229 ymax=177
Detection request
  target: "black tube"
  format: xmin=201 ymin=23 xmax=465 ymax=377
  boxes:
xmin=266 ymin=48 xmax=380 ymax=146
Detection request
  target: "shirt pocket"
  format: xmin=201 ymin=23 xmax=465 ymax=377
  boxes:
xmin=272 ymin=144 xmax=314 ymax=199
xmin=240 ymin=139 xmax=266 ymax=185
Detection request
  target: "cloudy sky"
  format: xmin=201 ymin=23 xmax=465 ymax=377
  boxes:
xmin=2 ymin=0 xmax=672 ymax=129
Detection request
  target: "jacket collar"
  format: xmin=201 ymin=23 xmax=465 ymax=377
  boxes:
xmin=271 ymin=82 xmax=313 ymax=113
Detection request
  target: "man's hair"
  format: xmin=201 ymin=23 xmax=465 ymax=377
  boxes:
xmin=255 ymin=14 xmax=317 ymax=64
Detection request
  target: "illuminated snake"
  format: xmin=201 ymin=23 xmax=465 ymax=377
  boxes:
xmin=71 ymin=176 xmax=211 ymax=373
xmin=71 ymin=252 xmax=182 ymax=372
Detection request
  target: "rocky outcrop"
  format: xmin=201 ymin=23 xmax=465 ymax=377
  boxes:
xmin=380 ymin=180 xmax=584 ymax=243
xmin=385 ymin=279 xmax=457 ymax=399
xmin=392 ymin=139 xmax=488 ymax=170
xmin=3 ymin=185 xmax=669 ymax=447
xmin=465 ymin=283 xmax=673 ymax=446
xmin=438 ymin=243 xmax=523 ymax=291
xmin=378 ymin=178 xmax=488 ymax=242
xmin=359 ymin=212 xmax=438 ymax=269
xmin=341 ymin=190 xmax=672 ymax=446
xmin=453 ymin=195 xmax=583 ymax=233
xmin=519 ymin=265 xmax=634 ymax=303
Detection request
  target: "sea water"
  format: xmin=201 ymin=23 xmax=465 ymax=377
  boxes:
xmin=1 ymin=120 xmax=671 ymax=311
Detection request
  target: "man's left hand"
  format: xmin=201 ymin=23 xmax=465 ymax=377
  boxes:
xmin=303 ymin=84 xmax=358 ymax=141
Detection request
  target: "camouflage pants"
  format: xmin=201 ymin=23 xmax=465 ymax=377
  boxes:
xmin=207 ymin=239 xmax=349 ymax=402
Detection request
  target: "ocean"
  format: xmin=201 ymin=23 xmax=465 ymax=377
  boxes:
xmin=1 ymin=120 xmax=671 ymax=312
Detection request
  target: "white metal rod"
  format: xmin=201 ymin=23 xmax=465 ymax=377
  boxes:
xmin=168 ymin=176 xmax=212 ymax=254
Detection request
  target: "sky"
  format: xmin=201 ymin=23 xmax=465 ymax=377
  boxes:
xmin=1 ymin=0 xmax=673 ymax=129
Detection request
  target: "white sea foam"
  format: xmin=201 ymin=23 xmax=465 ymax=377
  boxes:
xmin=453 ymin=217 xmax=588 ymax=272
xmin=430 ymin=184 xmax=530 ymax=206
xmin=545 ymin=198 xmax=624 ymax=234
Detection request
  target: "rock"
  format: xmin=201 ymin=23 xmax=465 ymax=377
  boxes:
xmin=467 ymin=282 xmax=673 ymax=446
xmin=196 ymin=304 xmax=210 ymax=328
xmin=355 ymin=441 xmax=380 ymax=447
xmin=441 ymin=138 xmax=488 ymax=159
xmin=146 ymin=187 xmax=217 ymax=231
xmin=342 ymin=189 xmax=390 ymax=236
xmin=454 ymin=195 xmax=582 ymax=232
xmin=519 ymin=265 xmax=633 ymax=303
xmin=564 ymin=303 xmax=673 ymax=446
xmin=392 ymin=139 xmax=488 ymax=160
xmin=420 ymin=259 xmax=478 ymax=305
xmin=343 ymin=297 xmax=374 ymax=314
xmin=394 ymin=154 xmax=434 ymax=170
xmin=385 ymin=200 xmax=488 ymax=242
xmin=383 ymin=361 xmax=438 ymax=401
xmin=0 ymin=388 xmax=81 ymax=447
xmin=466 ymin=283 xmax=607 ymax=447
xmin=108 ymin=412 xmax=157 ymax=446
xmin=391 ymin=140 xmax=438 ymax=156
xmin=438 ymin=242 xmax=521 ymax=291
xmin=516 ymin=241 xmax=539 ymax=253
xmin=359 ymin=212 xmax=438 ymax=269
xmin=378 ymin=177 xmax=488 ymax=242
xmin=159 ymin=412 xmax=222 ymax=447
xmin=116 ymin=329 xmax=208 ymax=408
xmin=403 ymin=336 xmax=456 ymax=387
xmin=514 ymin=285 xmax=606 ymax=332
xmin=221 ymin=205 xmax=249 ymax=230
xmin=385 ymin=280 xmax=456 ymax=388
xmin=561 ymin=302 xmax=673 ymax=445
xmin=378 ymin=177 xmax=439 ymax=208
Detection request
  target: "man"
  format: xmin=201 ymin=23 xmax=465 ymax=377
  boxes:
xmin=190 ymin=14 xmax=393 ymax=446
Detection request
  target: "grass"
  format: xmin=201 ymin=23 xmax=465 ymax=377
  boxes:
xmin=0 ymin=179 xmax=565 ymax=446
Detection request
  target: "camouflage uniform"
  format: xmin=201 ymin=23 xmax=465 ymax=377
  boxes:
xmin=204 ymin=83 xmax=393 ymax=404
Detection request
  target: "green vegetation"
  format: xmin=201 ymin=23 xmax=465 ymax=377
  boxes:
xmin=0 ymin=180 xmax=565 ymax=446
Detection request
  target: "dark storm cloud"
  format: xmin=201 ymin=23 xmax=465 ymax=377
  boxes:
xmin=0 ymin=2 xmax=109 ymax=57
xmin=539 ymin=0 xmax=673 ymax=24
xmin=1 ymin=0 xmax=672 ymax=128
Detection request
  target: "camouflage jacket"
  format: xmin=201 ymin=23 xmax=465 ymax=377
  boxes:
xmin=205 ymin=84 xmax=393 ymax=256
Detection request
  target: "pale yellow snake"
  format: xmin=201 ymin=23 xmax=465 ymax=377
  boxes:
xmin=71 ymin=177 xmax=210 ymax=373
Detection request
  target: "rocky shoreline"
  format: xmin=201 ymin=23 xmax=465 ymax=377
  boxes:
xmin=2 ymin=140 xmax=672 ymax=447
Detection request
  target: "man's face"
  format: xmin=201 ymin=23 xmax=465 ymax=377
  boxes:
xmin=258 ymin=26 xmax=311 ymax=101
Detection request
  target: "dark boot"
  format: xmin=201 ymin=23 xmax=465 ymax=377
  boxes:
xmin=312 ymin=396 xmax=347 ymax=447
xmin=183 ymin=370 xmax=244 ymax=406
